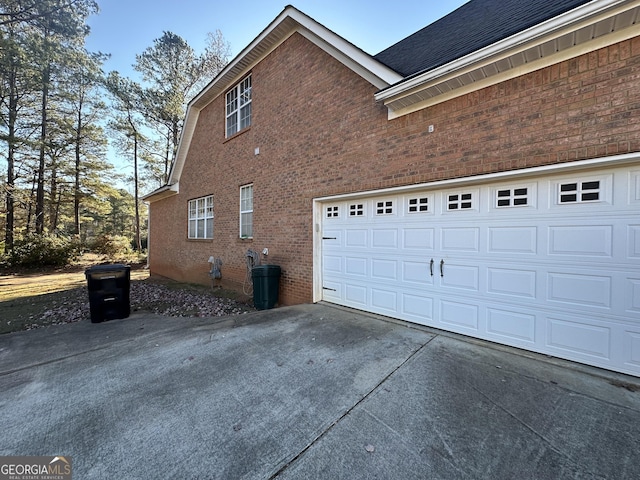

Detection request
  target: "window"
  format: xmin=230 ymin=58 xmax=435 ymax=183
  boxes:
xmin=496 ymin=187 xmax=528 ymax=207
xmin=447 ymin=192 xmax=473 ymax=210
xmin=240 ymin=184 xmax=253 ymax=238
xmin=226 ymin=75 xmax=252 ymax=137
xmin=349 ymin=203 xmax=364 ymax=216
xmin=326 ymin=206 xmax=339 ymax=218
xmin=559 ymin=180 xmax=600 ymax=203
xmin=408 ymin=196 xmax=429 ymax=213
xmin=188 ymin=196 xmax=214 ymax=239
xmin=376 ymin=200 xmax=394 ymax=215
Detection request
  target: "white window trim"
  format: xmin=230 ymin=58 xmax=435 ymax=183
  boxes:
xmin=226 ymin=75 xmax=252 ymax=138
xmin=240 ymin=184 xmax=253 ymax=238
xmin=188 ymin=195 xmax=214 ymax=239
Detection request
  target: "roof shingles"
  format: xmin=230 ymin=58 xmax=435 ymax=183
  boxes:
xmin=373 ymin=0 xmax=593 ymax=77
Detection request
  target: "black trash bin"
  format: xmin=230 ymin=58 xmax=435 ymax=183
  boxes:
xmin=252 ymin=265 xmax=281 ymax=310
xmin=85 ymin=264 xmax=131 ymax=323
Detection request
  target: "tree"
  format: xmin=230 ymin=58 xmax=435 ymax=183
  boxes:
xmin=105 ymin=71 xmax=145 ymax=252
xmin=134 ymin=30 xmax=230 ymax=184
xmin=0 ymin=0 xmax=100 ymax=248
xmin=30 ymin=0 xmax=98 ymax=234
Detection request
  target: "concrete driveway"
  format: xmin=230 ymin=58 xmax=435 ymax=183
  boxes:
xmin=1 ymin=303 xmax=639 ymax=479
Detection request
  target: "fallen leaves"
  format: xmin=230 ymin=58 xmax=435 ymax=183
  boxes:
xmin=25 ymin=281 xmax=253 ymax=331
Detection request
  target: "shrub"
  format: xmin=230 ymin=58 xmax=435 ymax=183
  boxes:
xmin=9 ymin=234 xmax=82 ymax=268
xmin=90 ymin=234 xmax=132 ymax=258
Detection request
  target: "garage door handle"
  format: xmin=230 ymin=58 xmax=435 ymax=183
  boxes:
xmin=440 ymin=259 xmax=444 ymax=277
xmin=430 ymin=259 xmax=434 ymax=276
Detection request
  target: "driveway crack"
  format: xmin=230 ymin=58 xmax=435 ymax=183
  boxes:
xmin=269 ymin=334 xmax=437 ymax=479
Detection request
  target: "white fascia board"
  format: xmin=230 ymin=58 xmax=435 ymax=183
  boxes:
xmin=289 ymin=9 xmax=403 ymax=88
xmin=375 ymin=0 xmax=637 ymax=104
xmin=167 ymin=107 xmax=199 ymax=185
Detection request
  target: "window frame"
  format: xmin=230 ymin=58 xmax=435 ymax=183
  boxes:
xmin=239 ymin=184 xmax=253 ymax=238
xmin=188 ymin=195 xmax=214 ymax=240
xmin=226 ymin=75 xmax=252 ymax=137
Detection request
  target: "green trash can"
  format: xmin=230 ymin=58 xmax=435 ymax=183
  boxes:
xmin=252 ymin=265 xmax=281 ymax=310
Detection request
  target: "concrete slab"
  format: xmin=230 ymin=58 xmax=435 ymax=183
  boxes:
xmin=1 ymin=304 xmax=639 ymax=479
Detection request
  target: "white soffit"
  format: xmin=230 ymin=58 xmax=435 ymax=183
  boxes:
xmin=375 ymin=0 xmax=640 ymax=119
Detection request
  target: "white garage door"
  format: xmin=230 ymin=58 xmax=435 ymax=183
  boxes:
xmin=320 ymin=164 xmax=640 ymax=377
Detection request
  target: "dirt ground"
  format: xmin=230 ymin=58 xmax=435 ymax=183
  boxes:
xmin=0 ymin=262 xmax=254 ymax=334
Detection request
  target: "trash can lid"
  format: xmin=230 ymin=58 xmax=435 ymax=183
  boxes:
xmin=85 ymin=264 xmax=131 ymax=277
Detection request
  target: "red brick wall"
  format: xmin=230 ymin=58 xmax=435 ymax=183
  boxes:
xmin=148 ymin=33 xmax=640 ymax=305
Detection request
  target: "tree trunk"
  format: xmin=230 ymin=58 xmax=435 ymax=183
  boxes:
xmin=4 ymin=61 xmax=18 ymax=251
xmin=74 ymin=102 xmax=82 ymax=235
xmin=133 ymin=134 xmax=141 ymax=252
xmin=35 ymin=56 xmax=49 ymax=234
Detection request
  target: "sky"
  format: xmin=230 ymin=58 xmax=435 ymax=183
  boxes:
xmin=83 ymin=0 xmax=469 ymax=184
xmin=85 ymin=0 xmax=469 ymax=80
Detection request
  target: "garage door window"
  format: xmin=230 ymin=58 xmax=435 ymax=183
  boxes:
xmin=559 ymin=180 xmax=600 ymax=203
xmin=326 ymin=206 xmax=339 ymax=218
xmin=448 ymin=193 xmax=473 ymax=210
xmin=408 ymin=196 xmax=429 ymax=213
xmin=349 ymin=203 xmax=365 ymax=217
xmin=496 ymin=187 xmax=528 ymax=207
xmin=376 ymin=200 xmax=394 ymax=215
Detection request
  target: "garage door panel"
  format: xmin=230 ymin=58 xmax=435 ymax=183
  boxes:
xmin=345 ymin=283 xmax=367 ymax=306
xmin=487 ymin=267 xmax=537 ymax=298
xmin=548 ymin=225 xmax=613 ymax=257
xmin=321 ymin=281 xmax=342 ymax=303
xmin=439 ymin=300 xmax=479 ymax=331
xmin=546 ymin=317 xmax=611 ymax=360
xmin=625 ymin=331 xmax=640 ymax=368
xmin=440 ymin=227 xmax=479 ymax=252
xmin=371 ymin=288 xmax=397 ymax=313
xmin=487 ymin=226 xmax=538 ymax=254
xmin=345 ymin=256 xmax=367 ymax=276
xmin=323 ymin=255 xmax=342 ymax=275
xmin=403 ymin=228 xmax=435 ymax=250
xmin=629 ymin=225 xmax=640 ymax=259
xmin=371 ymin=229 xmax=398 ymax=248
xmin=629 ymin=278 xmax=640 ymax=314
xmin=402 ymin=260 xmax=432 ymax=285
xmin=346 ymin=229 xmax=367 ymax=248
xmin=486 ymin=307 xmax=536 ymax=344
xmin=440 ymin=263 xmax=480 ymax=291
xmin=371 ymin=258 xmax=398 ymax=280
xmin=401 ymin=293 xmax=434 ymax=324
xmin=547 ymin=272 xmax=612 ymax=309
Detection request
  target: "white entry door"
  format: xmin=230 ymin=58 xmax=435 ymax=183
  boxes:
xmin=320 ymin=165 xmax=640 ymax=377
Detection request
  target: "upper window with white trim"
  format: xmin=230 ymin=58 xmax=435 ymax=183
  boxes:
xmin=188 ymin=195 xmax=214 ymax=239
xmin=226 ymin=75 xmax=252 ymax=137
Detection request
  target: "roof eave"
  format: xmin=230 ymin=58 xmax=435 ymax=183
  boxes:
xmin=141 ymin=183 xmax=179 ymax=203
xmin=375 ymin=0 xmax=640 ymax=119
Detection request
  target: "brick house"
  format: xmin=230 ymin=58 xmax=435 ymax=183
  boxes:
xmin=143 ymin=0 xmax=640 ymax=376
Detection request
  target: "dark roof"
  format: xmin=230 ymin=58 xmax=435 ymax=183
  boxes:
xmin=374 ymin=0 xmax=592 ymax=77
